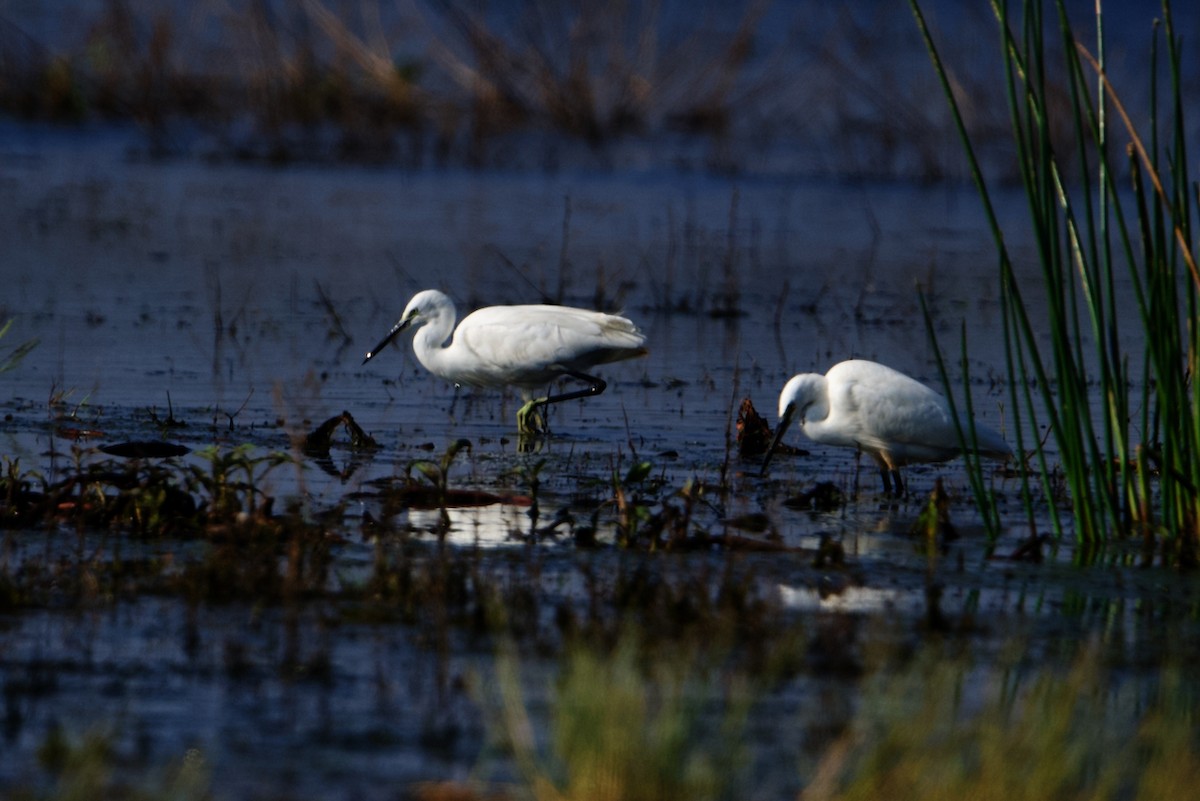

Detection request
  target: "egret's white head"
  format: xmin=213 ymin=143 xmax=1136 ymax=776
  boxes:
xmin=363 ymin=289 xmax=454 ymax=364
xmin=761 ymin=374 xmax=805 ymax=476
xmin=777 ymin=374 xmax=811 ymax=422
xmin=402 ymin=289 xmax=453 ymax=328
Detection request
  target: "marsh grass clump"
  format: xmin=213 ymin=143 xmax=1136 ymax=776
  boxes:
xmin=483 ymin=625 xmax=1197 ymax=801
xmin=489 ymin=633 xmax=753 ymax=801
xmin=184 ymin=444 xmax=295 ymax=525
xmin=0 ymin=455 xmax=48 ymax=529
xmin=0 ymin=0 xmax=791 ymax=170
xmin=802 ymin=642 xmax=1200 ymax=801
xmin=9 ymin=726 xmax=211 ymax=801
xmin=423 ymin=0 xmax=769 ymax=149
xmin=611 ymin=459 xmax=664 ymax=546
xmin=0 ymin=443 xmax=343 ymax=607
xmin=610 ymin=466 xmax=734 ymax=552
xmin=356 ymin=533 xmax=484 ymax=632
xmin=173 ymin=499 xmax=336 ymax=605
xmin=0 ymin=452 xmax=197 ymax=537
xmin=915 ymin=0 xmax=1200 ymax=559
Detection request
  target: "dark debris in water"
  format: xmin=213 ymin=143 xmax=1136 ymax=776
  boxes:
xmin=736 ymin=396 xmax=805 ymax=458
xmin=370 ymin=480 xmax=532 ymax=512
xmin=997 ymin=533 xmax=1055 ymax=563
xmin=814 ymin=534 xmax=846 ymax=568
xmin=722 ymin=511 xmax=774 ymax=533
xmin=782 ymin=481 xmax=845 ymax=512
xmin=55 ymin=426 xmax=105 ymax=440
xmin=302 ymin=410 xmax=381 ymax=456
xmin=98 ymin=440 xmax=190 ymax=458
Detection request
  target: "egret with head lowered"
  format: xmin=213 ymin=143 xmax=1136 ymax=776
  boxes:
xmin=760 ymin=359 xmax=1011 ymax=495
xmin=363 ymin=289 xmax=647 ymax=434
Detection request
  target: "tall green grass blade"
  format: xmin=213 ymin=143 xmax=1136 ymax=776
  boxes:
xmin=915 ymin=0 xmax=1200 ymax=559
xmin=0 ymin=319 xmax=39 ymax=375
xmin=919 ymin=294 xmax=1003 ymax=539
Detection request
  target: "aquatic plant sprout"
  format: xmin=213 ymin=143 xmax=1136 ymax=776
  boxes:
xmin=912 ymin=0 xmax=1200 ymax=559
xmin=0 ymin=318 xmax=38 ymax=375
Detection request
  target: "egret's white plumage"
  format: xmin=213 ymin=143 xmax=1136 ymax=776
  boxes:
xmin=761 ymin=359 xmax=1011 ymax=494
xmin=363 ymin=289 xmax=647 ymax=433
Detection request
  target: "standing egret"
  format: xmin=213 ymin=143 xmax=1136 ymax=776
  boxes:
xmin=363 ymin=290 xmax=647 ymax=434
xmin=760 ymin=359 xmax=1011 ymax=495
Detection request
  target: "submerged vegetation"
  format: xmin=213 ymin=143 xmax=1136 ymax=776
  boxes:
xmin=802 ymin=639 xmax=1200 ymax=801
xmin=2 ymin=396 xmax=1200 ymax=797
xmin=8 ymin=608 xmax=1200 ymax=800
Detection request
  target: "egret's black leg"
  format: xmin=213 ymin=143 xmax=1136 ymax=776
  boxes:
xmin=878 ymin=467 xmax=906 ymax=498
xmin=879 ymin=466 xmax=893 ymax=497
xmin=541 ymin=371 xmax=608 ymax=406
xmin=517 ymin=372 xmax=608 ymax=434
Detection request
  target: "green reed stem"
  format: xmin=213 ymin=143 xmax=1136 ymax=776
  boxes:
xmin=920 ymin=295 xmax=1002 ymax=539
xmin=913 ymin=0 xmax=1200 ymax=559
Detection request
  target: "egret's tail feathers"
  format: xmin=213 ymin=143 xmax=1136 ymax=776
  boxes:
xmin=968 ymin=424 xmax=1012 ymax=460
xmin=600 ymin=315 xmax=647 ymax=346
xmin=592 ymin=314 xmax=648 ymax=362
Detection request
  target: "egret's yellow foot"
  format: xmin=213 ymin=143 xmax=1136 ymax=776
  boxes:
xmin=516 ymin=399 xmax=548 ymax=434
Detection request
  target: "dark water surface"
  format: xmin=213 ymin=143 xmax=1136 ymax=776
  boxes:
xmin=2 ymin=128 xmax=1197 ymax=799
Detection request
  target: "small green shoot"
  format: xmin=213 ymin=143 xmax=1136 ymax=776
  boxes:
xmin=0 ymin=317 xmax=39 ymax=374
xmin=406 ymin=438 xmax=473 ymax=528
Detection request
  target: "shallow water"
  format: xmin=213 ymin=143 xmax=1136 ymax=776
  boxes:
xmin=2 ymin=126 xmax=1197 ymax=798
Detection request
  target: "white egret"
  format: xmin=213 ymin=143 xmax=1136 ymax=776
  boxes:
xmin=761 ymin=359 xmax=1011 ymax=495
xmin=363 ymin=289 xmax=647 ymax=434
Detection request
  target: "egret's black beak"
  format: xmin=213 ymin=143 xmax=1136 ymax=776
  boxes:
xmin=363 ymin=317 xmax=412 ymax=365
xmin=760 ymin=403 xmax=796 ymax=477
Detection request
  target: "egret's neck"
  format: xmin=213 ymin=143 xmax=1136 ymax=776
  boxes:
xmin=793 ymin=374 xmax=830 ymax=425
xmin=411 ymin=314 xmax=456 ymax=377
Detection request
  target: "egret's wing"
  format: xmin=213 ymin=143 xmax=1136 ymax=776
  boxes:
xmin=837 ymin=367 xmax=960 ymax=455
xmin=843 ymin=367 xmax=1009 ymax=465
xmin=450 ymin=305 xmax=645 ymax=387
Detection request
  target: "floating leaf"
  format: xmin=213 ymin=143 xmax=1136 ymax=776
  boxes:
xmin=99 ymin=441 xmax=191 ymax=459
xmin=623 ymin=461 xmax=653 ymax=485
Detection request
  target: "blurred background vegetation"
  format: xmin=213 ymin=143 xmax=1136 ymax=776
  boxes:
xmin=8 ymin=0 xmax=1182 ymax=180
